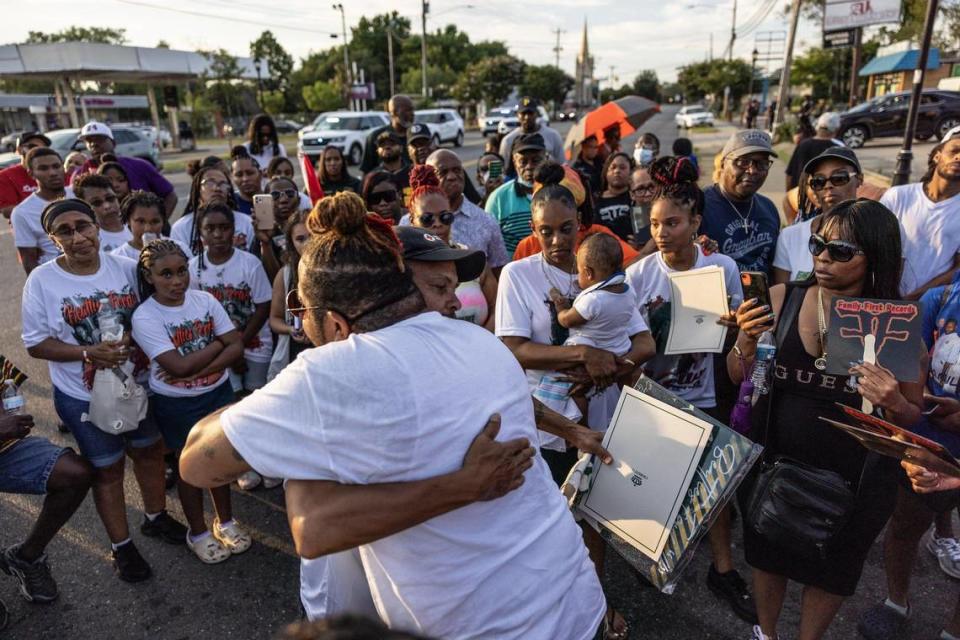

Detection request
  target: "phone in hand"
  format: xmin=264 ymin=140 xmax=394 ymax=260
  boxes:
xmin=740 ymin=271 xmax=771 ymax=309
xmin=253 ymin=194 xmax=275 ymax=231
xmin=488 ymin=160 xmax=503 ymax=179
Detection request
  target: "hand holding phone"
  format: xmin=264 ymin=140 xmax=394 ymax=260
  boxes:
xmin=488 ymin=160 xmax=503 ymax=179
xmin=740 ymin=271 xmax=771 ymax=309
xmin=253 ymin=194 xmax=275 ymax=231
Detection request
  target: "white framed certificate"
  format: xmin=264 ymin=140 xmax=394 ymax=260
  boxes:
xmin=578 ymin=386 xmax=712 ymax=562
xmin=664 ymin=265 xmax=729 ymax=355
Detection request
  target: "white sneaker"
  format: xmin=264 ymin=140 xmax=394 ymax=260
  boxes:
xmin=751 ymin=625 xmax=778 ymax=640
xmin=261 ymin=476 xmax=282 ymax=489
xmin=236 ymin=471 xmax=262 ymax=491
xmin=186 ymin=531 xmax=230 ymax=564
xmin=213 ymin=519 xmax=252 ymax=555
xmin=926 ymin=531 xmax=960 ymax=579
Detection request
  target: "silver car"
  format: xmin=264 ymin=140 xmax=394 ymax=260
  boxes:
xmin=0 ymin=126 xmax=161 ymax=170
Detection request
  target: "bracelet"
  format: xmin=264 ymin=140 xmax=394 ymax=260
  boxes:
xmin=732 ymin=345 xmax=744 ymax=360
xmin=622 ymin=358 xmax=636 ymax=367
xmin=82 ymin=349 xmax=91 ymax=364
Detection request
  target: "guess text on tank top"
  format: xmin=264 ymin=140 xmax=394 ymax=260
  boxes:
xmin=773 ymin=363 xmax=859 ymax=394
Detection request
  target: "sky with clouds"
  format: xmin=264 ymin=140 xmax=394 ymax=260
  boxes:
xmin=5 ymin=0 xmax=826 ymax=83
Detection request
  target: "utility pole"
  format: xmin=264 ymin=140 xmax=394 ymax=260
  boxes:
xmin=728 ymin=0 xmax=737 ymax=61
xmin=609 ymin=65 xmax=617 ymax=91
xmin=709 ymin=33 xmax=714 ymax=62
xmin=848 ymin=27 xmax=862 ymax=107
xmin=893 ymin=0 xmax=940 ymax=186
xmin=552 ymin=28 xmax=565 ymax=69
xmin=773 ymin=0 xmax=801 ymax=128
xmin=387 ymin=26 xmax=396 ymax=97
xmin=421 ymin=0 xmax=429 ymax=99
xmin=333 ymin=4 xmax=351 ymax=108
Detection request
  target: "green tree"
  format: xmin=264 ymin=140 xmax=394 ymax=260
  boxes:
xmin=632 ymin=70 xmax=661 ymax=101
xmin=289 ymin=49 xmax=341 ymax=112
xmin=261 ymin=90 xmax=287 ymax=115
xmin=26 ymin=27 xmax=127 ymax=44
xmin=677 ymin=59 xmax=753 ymax=102
xmin=302 ymin=80 xmax=344 ymax=113
xmin=519 ymin=65 xmax=574 ymax=106
xmin=200 ymin=49 xmax=243 ymax=118
xmin=250 ymin=30 xmax=294 ymax=97
xmin=453 ymin=55 xmax=524 ymax=106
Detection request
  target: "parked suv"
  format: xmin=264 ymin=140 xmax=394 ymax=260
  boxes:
xmin=297 ymin=111 xmax=390 ymax=165
xmin=839 ymin=90 xmax=960 ymax=148
xmin=415 ymin=109 xmax=464 ymax=147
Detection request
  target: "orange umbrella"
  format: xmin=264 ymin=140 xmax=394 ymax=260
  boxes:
xmin=564 ymin=95 xmax=660 ymax=160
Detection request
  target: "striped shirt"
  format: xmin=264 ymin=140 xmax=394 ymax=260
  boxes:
xmin=485 ymin=180 xmax=533 ymax=257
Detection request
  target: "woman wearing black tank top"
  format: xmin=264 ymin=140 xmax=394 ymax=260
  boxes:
xmin=727 ymin=199 xmax=924 ymax=640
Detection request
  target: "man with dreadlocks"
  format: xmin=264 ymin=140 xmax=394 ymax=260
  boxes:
xmin=880 ymin=126 xmax=960 ymax=300
xmin=169 ymin=166 xmax=255 ymax=256
xmin=179 ymin=192 xmax=609 ymax=639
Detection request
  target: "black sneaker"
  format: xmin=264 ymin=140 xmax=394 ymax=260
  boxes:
xmin=707 ymin=564 xmax=758 ymax=624
xmin=857 ymin=601 xmax=909 ymax=640
xmin=111 ymin=541 xmax=152 ymax=583
xmin=0 ymin=545 xmax=59 ymax=603
xmin=140 ymin=511 xmax=188 ymax=545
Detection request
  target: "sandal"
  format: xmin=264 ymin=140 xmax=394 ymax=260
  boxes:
xmin=602 ymin=607 xmax=628 ymax=640
xmin=186 ymin=532 xmax=230 ymax=564
xmin=213 ymin=519 xmax=252 ymax=555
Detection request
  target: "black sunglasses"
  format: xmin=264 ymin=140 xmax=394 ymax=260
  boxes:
xmin=809 ymin=171 xmax=853 ymax=191
xmin=419 ymin=211 xmax=455 ymax=227
xmin=368 ymin=190 xmax=398 ymax=205
xmin=808 ymin=233 xmax=864 ymax=262
xmin=270 ymin=189 xmax=299 ymax=200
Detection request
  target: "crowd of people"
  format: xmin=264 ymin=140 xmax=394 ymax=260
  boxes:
xmin=0 ymin=96 xmax=959 ymax=640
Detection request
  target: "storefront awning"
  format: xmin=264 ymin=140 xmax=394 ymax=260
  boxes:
xmin=859 ymin=48 xmax=941 ymax=77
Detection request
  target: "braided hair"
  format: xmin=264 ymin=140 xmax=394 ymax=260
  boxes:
xmin=136 ymin=238 xmax=188 ymax=301
xmin=648 ymin=155 xmax=704 ymax=218
xmin=185 ymin=167 xmax=236 ymax=254
xmin=282 ymin=210 xmax=309 ymax=309
xmin=301 ymin=191 xmax=420 ymax=332
xmin=531 ymin=161 xmax=579 ymax=222
xmin=192 ymin=202 xmax=235 ymax=275
xmin=408 ymin=165 xmax=446 ymax=218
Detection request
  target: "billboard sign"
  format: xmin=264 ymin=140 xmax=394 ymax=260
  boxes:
xmin=823 ymin=28 xmax=856 ymax=49
xmin=824 ymin=0 xmax=901 ymax=32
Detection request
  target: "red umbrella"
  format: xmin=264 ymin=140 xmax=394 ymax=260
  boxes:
xmin=564 ymin=96 xmax=660 ymax=160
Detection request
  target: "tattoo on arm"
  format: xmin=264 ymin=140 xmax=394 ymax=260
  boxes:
xmin=201 ymin=444 xmax=217 ymax=459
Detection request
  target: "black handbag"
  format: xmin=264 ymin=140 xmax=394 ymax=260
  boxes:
xmin=744 ymin=283 xmax=861 ymax=560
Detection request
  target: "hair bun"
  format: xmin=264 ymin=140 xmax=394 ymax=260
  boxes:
xmin=308 ymin=191 xmax=369 ymax=236
xmin=649 ymin=156 xmax=698 ymax=186
xmin=533 ymin=161 xmax=566 ymax=186
xmin=409 ymin=165 xmax=440 ymax=192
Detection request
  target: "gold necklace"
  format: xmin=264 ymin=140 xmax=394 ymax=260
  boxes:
xmin=815 ymin=287 xmax=828 ymax=371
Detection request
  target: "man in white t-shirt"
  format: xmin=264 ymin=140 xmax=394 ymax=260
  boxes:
xmin=177 ymin=219 xmax=607 ymax=640
xmin=881 ymin=126 xmax=960 ymax=299
xmin=11 ymin=147 xmax=70 ymax=274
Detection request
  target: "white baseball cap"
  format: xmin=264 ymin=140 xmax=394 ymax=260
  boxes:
xmin=816 ymin=112 xmax=841 ymax=132
xmin=942 ymin=125 xmax=960 ymax=144
xmin=79 ymin=121 xmax=114 ymax=140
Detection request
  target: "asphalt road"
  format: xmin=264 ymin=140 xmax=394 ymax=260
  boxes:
xmin=1 ymin=105 xmax=956 ymax=639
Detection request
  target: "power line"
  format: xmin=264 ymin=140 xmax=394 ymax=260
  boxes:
xmin=114 ymin=0 xmax=338 ymax=36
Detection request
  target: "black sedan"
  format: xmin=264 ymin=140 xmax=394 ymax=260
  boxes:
xmin=839 ymin=90 xmax=960 ymax=148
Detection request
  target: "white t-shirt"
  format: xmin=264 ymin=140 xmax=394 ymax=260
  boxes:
xmin=11 ymin=187 xmax=74 ymax=265
xmin=626 ymin=247 xmax=743 ymax=408
xmin=188 ymin=250 xmax=273 ymax=363
xmin=98 ymin=227 xmax=134 ymax=254
xmin=242 ymin=141 xmax=287 ymax=170
xmin=111 ymin=237 xmax=192 ymax=262
xmin=772 ymin=218 xmax=814 ymax=281
xmin=21 ymin=253 xmax=138 ymax=401
xmin=881 ymin=183 xmax=960 ymax=295
xmin=569 ymin=280 xmax=647 ymax=355
xmin=169 ymin=211 xmax=255 ymax=256
xmin=131 ymin=290 xmax=235 ymax=397
xmin=496 ymin=253 xmax=631 ymax=449
xmin=221 ymin=312 xmax=604 ymax=640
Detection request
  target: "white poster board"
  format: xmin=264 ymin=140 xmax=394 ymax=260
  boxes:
xmin=824 ymin=0 xmax=901 ymax=32
xmin=579 ymin=386 xmax=712 ymax=562
xmin=664 ymin=265 xmax=729 ymax=355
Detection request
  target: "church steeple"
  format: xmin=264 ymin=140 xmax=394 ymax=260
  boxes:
xmin=575 ymin=17 xmax=595 ymax=108
xmin=580 ymin=18 xmax=589 ymax=61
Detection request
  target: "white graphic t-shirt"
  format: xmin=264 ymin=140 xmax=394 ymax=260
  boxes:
xmin=11 ymin=187 xmax=74 ymax=265
xmin=170 ymin=210 xmax=255 ymax=256
xmin=98 ymin=227 xmax=134 ymax=254
xmin=189 ymin=250 xmax=273 ymax=363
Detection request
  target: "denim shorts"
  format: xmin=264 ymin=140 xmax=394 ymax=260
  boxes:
xmin=0 ymin=437 xmax=69 ymax=495
xmin=53 ymin=386 xmax=162 ymax=469
xmin=228 ymin=358 xmax=270 ymax=393
xmin=152 ymin=380 xmax=235 ymax=451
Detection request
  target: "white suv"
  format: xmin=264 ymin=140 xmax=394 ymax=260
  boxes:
xmin=415 ymin=109 xmax=465 ymax=147
xmin=675 ymin=105 xmax=715 ymax=128
xmin=298 ymin=111 xmax=390 ymax=165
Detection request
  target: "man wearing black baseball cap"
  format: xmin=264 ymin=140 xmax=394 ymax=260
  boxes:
xmin=772 ymin=146 xmax=863 ymax=284
xmin=375 ymin=130 xmax=412 ymax=196
xmin=499 ymin=97 xmax=565 ymax=178
xmin=397 ymin=225 xmax=486 ymax=318
xmin=0 ymin=132 xmax=51 ymax=219
xmin=485 ymin=133 xmax=547 ymax=255
xmin=406 ymin=123 xmax=436 ymax=166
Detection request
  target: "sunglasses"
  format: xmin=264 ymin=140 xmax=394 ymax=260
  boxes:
xmin=731 ymin=157 xmax=774 ymax=172
xmin=809 ymin=171 xmax=853 ymax=191
xmin=808 ymin=233 xmax=864 ymax=262
xmin=270 ymin=189 xmax=299 ymax=200
xmin=368 ymin=190 xmax=398 ymax=205
xmin=419 ymin=211 xmax=455 ymax=226
xmin=286 ymin=289 xmax=320 ymax=320
xmin=286 ymin=284 xmax=416 ymax=323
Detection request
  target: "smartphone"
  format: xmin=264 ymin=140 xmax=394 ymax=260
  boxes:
xmin=488 ymin=159 xmax=503 ymax=179
xmin=740 ymin=271 xmax=771 ymax=309
xmin=253 ymin=194 xmax=275 ymax=231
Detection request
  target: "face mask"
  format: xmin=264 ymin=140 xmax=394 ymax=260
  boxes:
xmin=635 ymin=147 xmax=655 ymax=165
xmin=479 ymin=171 xmax=490 ymax=185
xmin=516 ymin=176 xmax=533 ymax=187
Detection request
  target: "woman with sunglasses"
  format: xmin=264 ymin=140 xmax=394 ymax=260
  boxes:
xmin=170 ymin=166 xmax=255 ymax=256
xmin=729 ymin=199 xmax=923 ymax=640
xmin=406 ymin=165 xmax=497 ymax=331
xmin=268 ymin=212 xmax=311 ymax=381
xmin=362 ymin=171 xmax=402 ymax=224
xmin=22 ymin=199 xmax=184 ymax=582
xmin=251 ymin=177 xmax=302 ymax=282
xmin=772 ymin=148 xmax=862 ymax=285
xmin=317 ymin=146 xmax=361 ymax=196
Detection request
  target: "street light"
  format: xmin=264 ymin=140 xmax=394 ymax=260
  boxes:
xmin=332 ymin=3 xmax=352 ymax=106
xmin=253 ymin=56 xmax=263 ymax=111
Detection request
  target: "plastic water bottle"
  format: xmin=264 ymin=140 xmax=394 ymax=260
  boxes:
xmin=2 ymin=380 xmax=24 ymax=415
xmin=142 ymin=232 xmax=159 ymax=245
xmin=751 ymin=331 xmax=777 ymax=400
xmin=97 ymin=298 xmax=124 ymax=343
